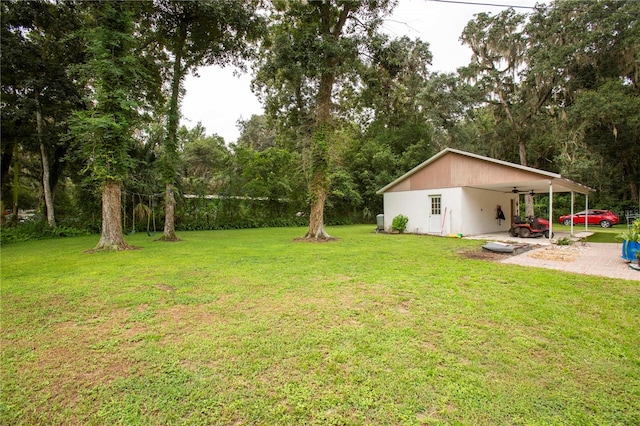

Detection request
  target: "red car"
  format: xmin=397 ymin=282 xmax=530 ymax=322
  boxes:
xmin=558 ymin=209 xmax=619 ymax=228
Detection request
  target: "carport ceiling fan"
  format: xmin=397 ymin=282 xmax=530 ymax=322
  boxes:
xmin=510 ymin=187 xmax=536 ymax=195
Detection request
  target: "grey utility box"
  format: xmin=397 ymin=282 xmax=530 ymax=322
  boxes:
xmin=376 ymin=214 xmax=384 ymax=231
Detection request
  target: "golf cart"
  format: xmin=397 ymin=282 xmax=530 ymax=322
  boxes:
xmin=509 ymin=216 xmax=553 ymax=239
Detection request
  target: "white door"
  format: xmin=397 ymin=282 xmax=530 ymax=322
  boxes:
xmin=428 ymin=195 xmax=442 ymax=234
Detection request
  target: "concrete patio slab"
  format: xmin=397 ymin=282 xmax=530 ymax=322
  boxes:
xmin=462 ymin=232 xmax=638 ymax=281
xmin=500 ymin=242 xmax=639 ymax=281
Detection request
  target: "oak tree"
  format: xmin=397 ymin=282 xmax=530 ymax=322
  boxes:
xmin=69 ymin=1 xmax=160 ymax=251
xmin=152 ymin=0 xmax=264 ymax=241
xmin=254 ymin=0 xmax=396 ymax=240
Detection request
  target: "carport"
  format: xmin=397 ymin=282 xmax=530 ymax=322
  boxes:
xmin=466 ymin=170 xmax=595 ymax=240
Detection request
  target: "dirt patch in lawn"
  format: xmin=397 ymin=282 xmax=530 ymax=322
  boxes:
xmin=458 ymin=249 xmax=511 ymax=261
xmin=293 ymin=236 xmax=340 ymax=243
xmin=14 ymin=308 xmax=141 ymax=413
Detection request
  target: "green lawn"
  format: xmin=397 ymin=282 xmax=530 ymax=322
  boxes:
xmin=2 ymin=225 xmax=639 ymax=425
xmin=552 ymin=223 xmax=624 ymax=243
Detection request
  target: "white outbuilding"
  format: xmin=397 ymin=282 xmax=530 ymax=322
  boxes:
xmin=376 ymin=148 xmax=593 ymax=237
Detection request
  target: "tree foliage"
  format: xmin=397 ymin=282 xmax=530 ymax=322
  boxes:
xmin=0 ymin=0 xmax=84 ymax=226
xmin=2 ymin=0 xmax=638 ymax=242
xmin=254 ymin=0 xmax=397 ymax=239
xmin=151 ymin=0 xmax=265 ymax=241
xmin=68 ymin=1 xmax=162 ymax=251
xmin=459 ymin=0 xmax=640 ymax=210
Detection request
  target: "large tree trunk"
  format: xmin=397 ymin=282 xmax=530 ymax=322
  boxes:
xmin=36 ymin=96 xmax=55 ymax=227
xmin=301 ymin=2 xmax=353 ymax=241
xmin=517 ymin=137 xmax=535 ymax=218
xmin=39 ymin=142 xmax=55 ymax=227
xmin=524 ymin=193 xmax=535 ymax=218
xmin=93 ymin=179 xmax=132 ymax=251
xmin=304 ymin=169 xmax=331 ymax=239
xmin=518 ymin=138 xmax=528 ymax=167
xmin=159 ymin=182 xmax=180 ymax=241
xmin=303 ymin=67 xmax=335 ymax=240
xmin=11 ymin=142 xmax=19 ymax=225
xmin=160 ymin=29 xmax=185 ymax=242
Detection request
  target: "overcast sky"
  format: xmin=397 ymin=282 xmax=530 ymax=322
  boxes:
xmin=181 ymin=0 xmax=543 ymax=143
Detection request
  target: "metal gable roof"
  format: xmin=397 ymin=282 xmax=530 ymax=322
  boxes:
xmin=376 ymin=148 xmax=594 ymax=195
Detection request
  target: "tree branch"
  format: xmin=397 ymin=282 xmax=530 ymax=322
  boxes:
xmin=333 ymin=3 xmax=353 ymax=38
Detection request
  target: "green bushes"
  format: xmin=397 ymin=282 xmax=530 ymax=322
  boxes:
xmin=0 ymin=220 xmax=90 ymax=244
xmin=176 ymin=196 xmax=309 ymax=231
xmin=391 ymin=214 xmax=409 ymax=233
xmin=617 ymin=218 xmax=640 ymax=243
xmin=0 ymin=199 xmax=363 ymax=243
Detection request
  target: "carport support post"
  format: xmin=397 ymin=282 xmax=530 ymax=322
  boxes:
xmin=585 ymin=194 xmax=589 ymax=232
xmin=570 ymin=191 xmax=575 ymax=237
xmin=548 ymin=181 xmax=553 ymax=242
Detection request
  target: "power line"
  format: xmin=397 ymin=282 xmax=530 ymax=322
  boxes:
xmin=427 ymin=0 xmax=537 ymax=10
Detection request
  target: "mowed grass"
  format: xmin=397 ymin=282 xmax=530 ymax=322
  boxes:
xmin=1 ymin=225 xmax=639 ymax=425
xmin=585 ymin=223 xmax=629 ymax=243
xmin=552 ymin=223 xmax=623 ymax=243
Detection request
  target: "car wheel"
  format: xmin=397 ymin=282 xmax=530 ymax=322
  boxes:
xmin=562 ymin=219 xmax=571 ymax=226
xmin=519 ymin=227 xmax=530 ymax=238
xmin=600 ymin=220 xmax=612 ymax=228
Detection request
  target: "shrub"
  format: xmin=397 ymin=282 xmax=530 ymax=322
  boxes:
xmin=617 ymin=218 xmax=640 ymax=242
xmin=0 ymin=220 xmax=90 ymax=245
xmin=556 ymin=236 xmax=572 ymax=246
xmin=391 ymin=214 xmax=409 ymax=233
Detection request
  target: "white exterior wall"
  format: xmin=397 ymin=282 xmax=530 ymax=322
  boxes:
xmin=383 ymin=188 xmax=462 ymax=235
xmin=383 ymin=187 xmax=514 ymax=236
xmin=459 ymin=187 xmax=513 ymax=235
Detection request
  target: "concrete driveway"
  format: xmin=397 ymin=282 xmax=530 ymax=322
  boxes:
xmin=500 ymin=243 xmax=638 ymax=281
xmin=464 ymin=232 xmax=639 ymax=281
